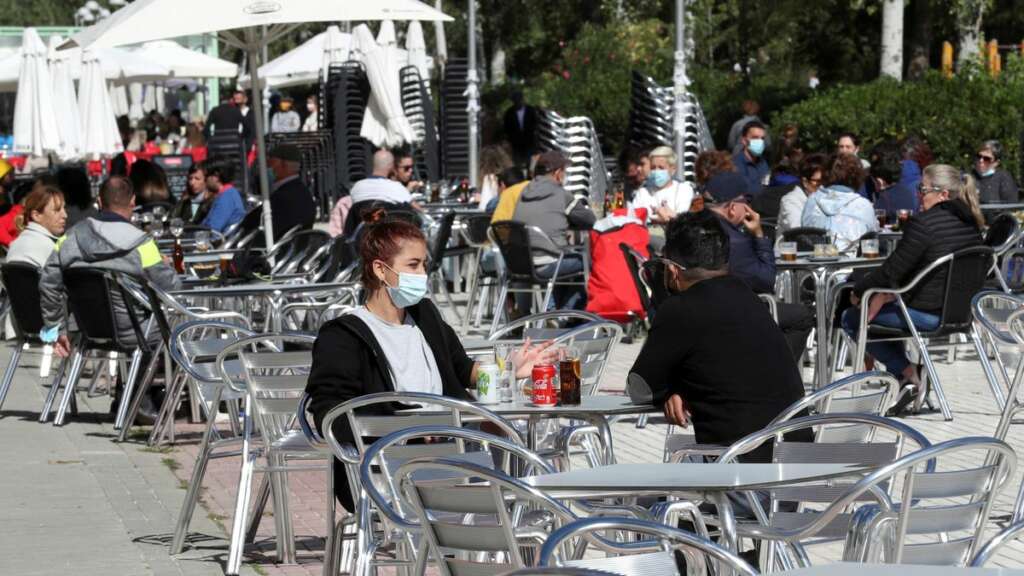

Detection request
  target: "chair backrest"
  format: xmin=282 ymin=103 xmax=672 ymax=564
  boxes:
xmin=169 ymin=319 xmax=254 ymax=416
xmin=488 ymin=310 xmax=605 ymax=340
xmin=63 ymin=268 xmax=149 ymax=352
xmin=771 ymin=371 xmax=901 ymax=442
xmin=463 ymin=213 xmax=493 ymax=247
xmin=538 ymin=517 xmax=758 ymax=576
xmin=781 ymin=227 xmax=828 ymax=252
xmin=937 ymin=246 xmax=996 ymax=328
xmin=618 ymin=242 xmax=652 ymax=321
xmin=549 ymin=320 xmax=623 ymax=396
xmin=970 ymin=519 xmax=1024 ymax=567
xmin=279 ymin=288 xmax=358 ymax=331
xmin=971 ymin=291 xmax=1022 ymax=345
xmin=428 ymin=212 xmax=457 ymax=275
xmin=1 ymin=262 xmax=44 ymax=341
xmin=397 ymin=456 xmax=578 ymax=576
xmin=269 ymin=229 xmax=332 ymax=275
xmin=985 ymin=213 xmax=1020 ymax=254
xmin=639 ymin=258 xmax=671 ymax=312
xmin=489 ymin=220 xmax=543 ymax=281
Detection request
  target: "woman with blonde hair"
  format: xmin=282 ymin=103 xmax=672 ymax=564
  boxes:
xmin=842 ymin=163 xmax=984 ymax=414
xmin=7 ymin=185 xmax=67 ymax=268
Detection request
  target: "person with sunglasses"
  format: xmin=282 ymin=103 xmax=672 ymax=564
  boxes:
xmin=973 ymin=140 xmax=1019 ymax=204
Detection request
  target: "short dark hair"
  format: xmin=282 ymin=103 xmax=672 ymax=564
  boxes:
xmin=664 ymin=211 xmax=730 ymax=271
xmin=392 ymin=147 xmax=414 ymax=164
xmin=534 ymin=150 xmax=569 ymax=176
xmin=56 ymin=166 xmax=92 ymax=210
xmin=498 ymin=167 xmax=525 ymax=188
xmin=741 ymin=120 xmax=766 ymax=137
xmin=868 ymin=142 xmax=902 ymax=185
xmin=618 ymin=145 xmax=646 ymax=172
xmin=99 ymin=176 xmax=134 ymax=209
xmin=827 ymin=153 xmax=867 ymax=190
xmin=206 ymin=161 xmax=236 ymax=185
xmin=837 ymin=132 xmax=859 ymax=147
xmin=799 ymin=153 xmax=829 ymax=181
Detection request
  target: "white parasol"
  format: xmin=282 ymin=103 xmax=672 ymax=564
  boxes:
xmin=377 ymin=20 xmax=397 ymax=47
xmin=47 ymin=35 xmax=82 ymax=160
xmin=0 ymin=45 xmax=170 ymax=91
xmin=13 ymin=28 xmax=61 ymax=157
xmin=238 ymin=26 xmax=350 ymax=88
xmin=79 ymin=48 xmax=124 ymax=160
xmin=110 ymin=83 xmax=130 ymax=117
xmin=126 ymin=40 xmax=238 ymax=78
xmin=357 ymin=24 xmax=416 ymax=147
xmin=405 ymin=21 xmax=430 ymax=84
xmin=128 ymin=82 xmax=144 ymax=120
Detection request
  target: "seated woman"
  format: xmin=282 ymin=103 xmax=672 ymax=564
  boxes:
xmin=842 ymin=164 xmax=984 ymax=414
xmin=171 ymin=162 xmax=213 ymax=224
xmin=6 ymin=185 xmax=66 ymax=267
xmin=973 ymin=139 xmax=1019 ymax=204
xmin=801 ymin=152 xmax=878 ymax=251
xmin=306 ymin=217 xmax=554 ymax=510
xmin=201 ymin=162 xmax=246 ymax=233
xmin=629 ymin=146 xmax=695 ymax=225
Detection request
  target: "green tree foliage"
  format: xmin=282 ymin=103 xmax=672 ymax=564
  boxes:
xmin=0 ymin=0 xmax=80 ymax=26
xmin=774 ymin=55 xmax=1024 ymax=179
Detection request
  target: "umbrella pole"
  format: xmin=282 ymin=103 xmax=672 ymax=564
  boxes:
xmin=672 ymin=0 xmax=687 ymax=181
xmin=245 ymin=30 xmax=275 ymax=250
xmin=467 ymin=0 xmax=479 ymax=188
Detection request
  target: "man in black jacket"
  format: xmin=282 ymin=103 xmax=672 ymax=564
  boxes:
xmin=267 ymin=144 xmax=316 ymax=241
xmin=203 ymin=91 xmax=249 ymax=141
xmin=503 ymin=90 xmax=538 ymax=167
xmin=628 ymin=211 xmax=807 ymax=462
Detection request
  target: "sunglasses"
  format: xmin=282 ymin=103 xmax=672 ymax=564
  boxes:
xmin=977 ymin=154 xmax=996 ymax=163
xmin=399 ymin=164 xmax=414 ymax=172
xmin=917 ymin=184 xmax=944 ymax=195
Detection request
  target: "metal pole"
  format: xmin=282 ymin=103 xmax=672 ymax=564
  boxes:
xmin=434 ymin=0 xmax=449 ymax=73
xmin=673 ymin=0 xmax=687 ymax=180
xmin=245 ymin=30 xmax=275 ymax=250
xmin=467 ymin=0 xmax=480 ymax=188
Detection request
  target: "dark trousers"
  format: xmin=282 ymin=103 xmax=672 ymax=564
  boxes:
xmin=775 ymin=302 xmax=815 ymax=366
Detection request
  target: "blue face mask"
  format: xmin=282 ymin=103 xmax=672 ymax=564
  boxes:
xmin=747 ymin=138 xmax=766 ymax=157
xmin=383 ymin=264 xmax=428 ymax=308
xmin=646 ymin=169 xmax=671 ymax=189
xmin=981 ymin=168 xmax=995 ymax=178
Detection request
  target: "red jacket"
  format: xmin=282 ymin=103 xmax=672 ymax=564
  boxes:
xmin=0 ymin=205 xmax=24 ymax=247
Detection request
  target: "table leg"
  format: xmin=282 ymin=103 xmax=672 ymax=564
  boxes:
xmin=712 ymin=491 xmax=739 ymax=552
xmin=812 ymin=267 xmax=830 ymax=389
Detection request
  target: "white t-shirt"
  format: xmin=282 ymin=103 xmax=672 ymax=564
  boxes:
xmin=351 ymin=306 xmax=442 ymax=396
xmin=350 ymin=176 xmax=413 ymax=205
xmin=628 ymin=180 xmax=695 ymax=219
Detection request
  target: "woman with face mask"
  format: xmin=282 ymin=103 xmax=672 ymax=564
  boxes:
xmin=973 ymin=140 xmax=1019 ymax=204
xmin=628 ymin=146 xmax=695 ymax=225
xmin=301 ymin=94 xmax=319 ymax=133
xmin=305 ymin=217 xmax=555 ymax=512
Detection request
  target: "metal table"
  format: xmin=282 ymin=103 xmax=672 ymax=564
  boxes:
xmin=981 ymin=203 xmax=1024 ymax=213
xmin=524 ymin=462 xmax=872 ymax=552
xmin=776 ymin=256 xmax=885 ymax=388
xmin=780 ymin=564 xmax=1024 ymax=576
xmin=171 ymin=281 xmax=353 ymax=331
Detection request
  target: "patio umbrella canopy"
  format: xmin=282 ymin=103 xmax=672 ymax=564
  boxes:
xmin=13 ymin=28 xmax=61 ymax=157
xmin=48 ymin=35 xmax=82 ymax=160
xmin=357 ymin=24 xmax=416 ymax=148
xmin=79 ymin=48 xmax=124 ymax=160
xmin=405 ymin=21 xmax=430 ymax=86
xmin=0 ymin=45 xmax=171 ymax=91
xmin=237 ymin=26 xmax=350 ymax=89
xmin=63 ymin=0 xmax=451 ymax=252
xmin=126 ymin=40 xmax=238 ymax=78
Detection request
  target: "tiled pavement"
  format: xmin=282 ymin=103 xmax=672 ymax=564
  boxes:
xmin=5 ymin=307 xmax=1024 ymax=574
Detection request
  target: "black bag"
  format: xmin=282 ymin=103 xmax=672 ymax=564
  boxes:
xmin=218 ymin=247 xmax=271 ymax=285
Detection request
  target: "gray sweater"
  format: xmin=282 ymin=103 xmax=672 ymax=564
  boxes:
xmin=975 ymin=168 xmax=1019 ymax=204
xmin=6 ymin=222 xmax=57 ymax=269
xmin=510 ymin=176 xmax=596 ymax=264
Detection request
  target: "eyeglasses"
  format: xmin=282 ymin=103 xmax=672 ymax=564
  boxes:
xmin=398 ymin=164 xmax=414 ymax=172
xmin=977 ymin=154 xmax=996 ymax=163
xmin=917 ymin=184 xmax=944 ymax=195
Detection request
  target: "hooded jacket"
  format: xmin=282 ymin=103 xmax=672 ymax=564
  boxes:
xmin=40 ymin=211 xmax=181 ymax=341
xmin=800 ymin=184 xmax=878 ymax=251
xmin=510 ymin=175 xmax=596 ymax=264
xmin=854 ymin=200 xmax=983 ymax=313
xmin=6 ymin=222 xmax=57 ymax=269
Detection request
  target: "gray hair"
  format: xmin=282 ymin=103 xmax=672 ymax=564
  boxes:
xmin=979 ymin=140 xmax=1003 ymax=161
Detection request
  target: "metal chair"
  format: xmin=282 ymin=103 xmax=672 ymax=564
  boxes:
xmin=215 ymin=332 xmax=326 ymax=575
xmin=489 ymin=220 xmax=587 ymax=335
xmin=970 ymin=520 xmax=1024 ymax=566
xmin=538 ymin=517 xmax=758 ymax=576
xmin=266 ymin=229 xmax=332 ymax=276
xmin=461 ymin=213 xmax=502 ymax=333
xmin=317 ymin=392 xmax=526 ymax=576
xmin=853 ymin=246 xmax=995 ymax=420
xmin=984 ymin=212 xmax=1022 ymax=293
xmin=427 ymin=212 xmax=477 ymax=324
xmin=501 ymin=568 xmax=632 ymax=576
xmin=618 ymin=242 xmax=654 ymax=329
xmin=731 ymin=436 xmax=1015 ymax=568
xmin=0 ymin=262 xmax=63 ymax=415
xmin=971 ymin=291 xmax=1024 ymax=410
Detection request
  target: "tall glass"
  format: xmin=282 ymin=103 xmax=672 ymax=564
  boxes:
xmin=194 ymin=230 xmax=210 ymax=253
xmin=493 ymin=343 xmax=514 ymax=403
xmin=779 ymin=241 xmax=798 ymax=262
xmin=169 ymin=218 xmax=184 ymax=239
xmin=875 ymin=209 xmax=887 ymax=229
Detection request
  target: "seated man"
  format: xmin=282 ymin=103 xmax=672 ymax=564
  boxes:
xmin=510 ymin=150 xmax=596 ymax=311
xmin=39 ymin=176 xmax=181 ymax=419
xmin=627 ymin=210 xmax=807 ymax=463
xmin=708 ymin=198 xmax=815 ymax=365
xmin=267 ymin=144 xmax=316 ymax=241
xmin=201 ymin=161 xmax=246 ymax=233
xmin=344 ymin=149 xmax=416 ymax=237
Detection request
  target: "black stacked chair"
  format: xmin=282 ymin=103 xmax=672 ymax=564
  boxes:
xmin=627 ymin=70 xmax=713 ymax=182
xmin=619 ymin=243 xmax=654 ymax=328
xmin=205 ymin=132 xmax=250 ymax=197
xmin=440 ymin=57 xmax=471 ymax=179
xmin=461 ymin=213 xmax=501 ymax=332
xmin=400 ymin=64 xmax=440 ymax=183
xmin=268 ymin=130 xmax=336 ymax=219
xmin=427 ymin=212 xmax=477 ymax=323
xmin=0 ymin=263 xmax=51 ymax=414
xmin=326 ymin=62 xmax=373 ymax=191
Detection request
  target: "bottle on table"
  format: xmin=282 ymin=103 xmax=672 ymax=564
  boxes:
xmin=173 ymin=238 xmax=185 ymax=274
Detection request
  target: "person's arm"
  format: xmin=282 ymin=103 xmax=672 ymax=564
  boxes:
xmin=627 ymin=297 xmax=693 ymax=424
xmin=1001 ymin=170 xmax=1019 ymax=203
xmin=201 ymin=194 xmax=230 ymax=232
xmin=778 ymin=192 xmax=801 ymax=232
xmin=39 ymin=245 xmax=66 ymax=329
xmin=137 ymin=239 xmax=182 ymax=291
xmin=565 ymin=194 xmax=596 ymax=230
xmin=854 ymin=216 xmax=929 ymax=297
xmin=743 ymin=234 xmax=776 ymax=294
xmin=305 ymin=321 xmax=370 ymax=443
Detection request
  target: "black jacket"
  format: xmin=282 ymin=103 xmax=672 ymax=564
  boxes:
xmin=270 ymin=176 xmax=316 ymax=241
xmin=854 ymin=201 xmax=983 ymax=313
xmin=305 ymin=299 xmax=474 ymax=509
xmin=203 ymin=103 xmax=248 ymax=140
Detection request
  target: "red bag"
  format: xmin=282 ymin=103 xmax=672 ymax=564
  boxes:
xmin=585 ymin=220 xmax=650 ymax=323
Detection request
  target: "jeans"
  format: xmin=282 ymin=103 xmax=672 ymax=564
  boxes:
xmin=514 ymin=253 xmax=586 ymax=313
xmin=841 ymin=302 xmax=940 ymax=378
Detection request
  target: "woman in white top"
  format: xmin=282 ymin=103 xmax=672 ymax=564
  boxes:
xmin=777 ymin=153 xmax=828 ymax=233
xmin=6 ymin=185 xmax=66 ymax=268
xmin=301 ymin=94 xmax=319 ymax=133
xmin=628 ymin=146 xmax=694 ymax=224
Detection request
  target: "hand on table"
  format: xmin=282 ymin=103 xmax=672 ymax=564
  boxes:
xmin=663 ymin=393 xmax=690 ymax=427
xmin=512 ymin=338 xmax=556 ymax=378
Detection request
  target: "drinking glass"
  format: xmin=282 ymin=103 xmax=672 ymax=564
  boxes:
xmin=779 ymin=241 xmax=798 ymax=262
xmin=169 ymin=218 xmax=184 ymax=239
xmin=861 ymin=238 xmax=880 ymax=258
xmin=875 ymin=209 xmax=887 ymax=229
xmin=140 ymin=212 xmax=154 ymax=232
xmin=813 ymin=243 xmax=829 ymax=258
xmin=194 ymin=230 xmax=210 ymax=252
xmin=493 ymin=343 xmax=515 ymax=402
xmin=152 ymin=205 xmax=167 ymax=223
xmin=897 ymin=209 xmax=911 ymax=225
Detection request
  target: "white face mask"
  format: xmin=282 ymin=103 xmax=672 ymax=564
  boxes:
xmin=307 ymin=102 xmax=316 ymax=112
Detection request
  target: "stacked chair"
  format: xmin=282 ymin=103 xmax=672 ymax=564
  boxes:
xmin=439 ymin=57 xmax=471 ymax=179
xmin=266 ymin=131 xmax=336 ymax=218
xmin=324 ymin=61 xmax=373 ymax=191
xmin=399 ymin=64 xmax=440 ymax=183
xmin=536 ymin=109 xmax=609 ymax=206
xmin=627 ymin=70 xmax=714 ymax=182
xmin=206 ymin=131 xmax=251 ymax=197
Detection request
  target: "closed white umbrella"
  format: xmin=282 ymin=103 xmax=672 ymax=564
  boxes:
xmin=0 ymin=45 xmax=170 ymax=91
xmin=64 ymin=0 xmax=452 ymax=259
xmin=377 ymin=20 xmax=397 ymax=47
xmin=405 ymin=21 xmax=429 ymax=83
xmin=79 ymin=48 xmax=123 ymax=160
xmin=358 ymin=24 xmax=415 ymax=147
xmin=238 ymin=26 xmax=350 ymax=88
xmin=321 ymin=25 xmax=350 ymax=82
xmin=110 ymin=83 xmax=130 ymax=117
xmin=48 ymin=35 xmax=82 ymax=160
xmin=13 ymin=28 xmax=61 ymax=157
xmin=128 ymin=82 xmax=144 ymax=120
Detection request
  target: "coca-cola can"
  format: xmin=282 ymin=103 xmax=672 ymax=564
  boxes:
xmin=531 ymin=364 xmax=557 ymax=406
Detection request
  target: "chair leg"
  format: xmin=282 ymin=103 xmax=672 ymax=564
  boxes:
xmin=917 ymin=339 xmax=953 ymax=421
xmin=119 ymin=347 xmax=163 ymax=442
xmin=972 ymin=325 xmax=1008 ymax=410
xmin=270 ymin=456 xmax=296 ymax=564
xmin=226 ymin=448 xmax=258 ymax=575
xmin=150 ymin=368 xmax=187 ymax=447
xmin=0 ymin=343 xmax=23 ymax=412
xmin=170 ymin=388 xmax=224 ymax=554
xmin=489 ymin=284 xmax=509 ymax=337
xmin=38 ymin=356 xmax=67 ymax=423
xmin=436 ymin=270 xmax=463 ymax=325
xmin=54 ymin=350 xmax=86 ymax=426
xmin=114 ymin=349 xmax=144 ymax=431
xmin=461 ymin=251 xmax=483 ymax=334
xmin=245 ymin=474 xmax=272 ymax=545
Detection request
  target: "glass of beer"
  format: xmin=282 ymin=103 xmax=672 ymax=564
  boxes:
xmin=875 ymin=209 xmax=887 ymax=229
xmin=219 ymin=253 xmax=232 ymax=275
xmin=559 ymin=346 xmax=582 ymax=406
xmin=779 ymin=242 xmax=798 ymax=262
xmin=813 ymin=243 xmax=830 ymax=258
xmin=897 ymin=209 xmax=911 ymax=228
xmin=861 ymin=238 xmax=880 ymax=259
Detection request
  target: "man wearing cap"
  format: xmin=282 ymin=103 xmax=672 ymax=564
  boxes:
xmin=510 ymin=150 xmax=596 ymax=311
xmin=265 ymin=144 xmax=316 ymax=241
xmin=270 ymin=96 xmax=301 ymax=133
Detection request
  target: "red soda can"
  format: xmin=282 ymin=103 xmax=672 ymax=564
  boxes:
xmin=531 ymin=364 xmax=557 ymax=406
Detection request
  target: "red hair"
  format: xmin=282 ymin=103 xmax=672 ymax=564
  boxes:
xmin=359 ymin=218 xmax=427 ymax=291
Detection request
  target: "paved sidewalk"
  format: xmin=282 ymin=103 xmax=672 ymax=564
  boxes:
xmin=0 ymin=346 xmax=258 ymax=576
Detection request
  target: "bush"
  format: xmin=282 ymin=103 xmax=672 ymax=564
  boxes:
xmin=773 ymin=56 xmax=1024 ymax=181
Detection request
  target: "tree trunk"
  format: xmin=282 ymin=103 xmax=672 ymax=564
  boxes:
xmin=880 ymin=0 xmax=904 ymax=80
xmin=490 ymin=43 xmax=507 ymax=85
xmin=956 ymin=0 xmax=987 ymax=70
xmin=905 ymin=0 xmax=932 ymax=80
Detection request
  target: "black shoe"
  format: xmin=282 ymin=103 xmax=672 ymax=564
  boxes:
xmin=133 ymin=393 xmax=158 ymax=426
xmin=886 ymin=383 xmax=920 ymax=417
